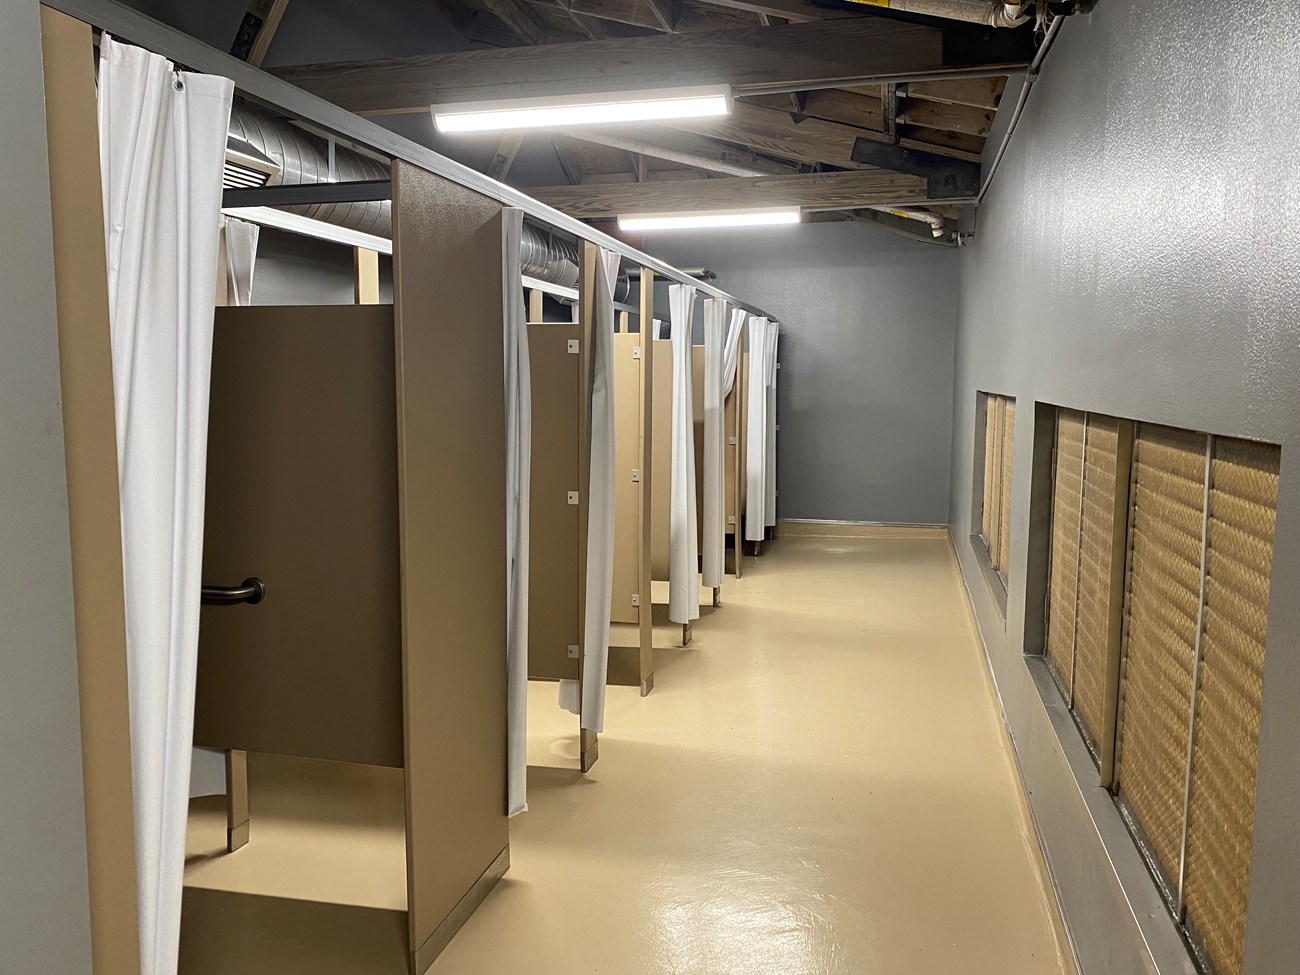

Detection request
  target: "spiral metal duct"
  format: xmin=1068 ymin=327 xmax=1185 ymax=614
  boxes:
xmin=227 ymin=104 xmax=626 ymax=299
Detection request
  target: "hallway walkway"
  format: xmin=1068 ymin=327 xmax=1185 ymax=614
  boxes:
xmin=433 ymin=532 xmax=1074 ymax=975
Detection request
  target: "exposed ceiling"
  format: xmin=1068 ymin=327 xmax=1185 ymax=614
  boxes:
xmin=239 ymin=0 xmax=1069 ymax=243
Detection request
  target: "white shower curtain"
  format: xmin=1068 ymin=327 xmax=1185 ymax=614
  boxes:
xmin=503 ymin=209 xmax=531 ymax=815
xmin=722 ymin=306 xmax=746 ymax=397
xmin=222 ymin=216 xmax=259 ymax=306
xmin=579 ymin=247 xmax=621 ymax=733
xmin=745 ymin=317 xmax=771 ymax=542
xmin=98 ymin=35 xmax=233 ymax=975
xmin=668 ymin=284 xmax=700 ymax=623
xmin=701 ymin=299 xmax=727 ymax=589
xmin=765 ymin=322 xmax=780 ymax=529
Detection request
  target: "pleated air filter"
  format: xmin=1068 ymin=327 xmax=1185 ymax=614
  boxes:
xmin=1115 ymin=424 xmax=1207 ymax=897
xmin=1046 ymin=410 xmax=1086 ymax=696
xmin=998 ymin=400 xmax=1015 ymax=581
xmin=1073 ymin=415 xmax=1122 ymax=754
xmin=1183 ymin=437 xmax=1279 ymax=975
xmin=982 ymin=396 xmax=1002 ymax=561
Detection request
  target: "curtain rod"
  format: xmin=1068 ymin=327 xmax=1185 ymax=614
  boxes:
xmin=42 ymin=0 xmax=779 ymax=320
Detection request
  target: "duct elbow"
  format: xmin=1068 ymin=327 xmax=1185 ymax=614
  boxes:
xmin=990 ymin=2 xmax=1033 ymax=27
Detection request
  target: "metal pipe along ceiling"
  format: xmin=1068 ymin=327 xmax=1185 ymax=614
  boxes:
xmin=228 ymin=103 xmax=628 ymax=298
xmin=869 ymin=0 xmax=1031 ymax=27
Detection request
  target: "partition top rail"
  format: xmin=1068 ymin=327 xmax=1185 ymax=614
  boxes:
xmin=45 ymin=0 xmax=778 ymax=320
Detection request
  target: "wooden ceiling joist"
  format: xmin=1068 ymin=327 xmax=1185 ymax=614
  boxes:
xmin=664 ymin=102 xmax=879 ymax=171
xmin=686 ymin=0 xmax=846 ymax=23
xmin=557 ymin=126 xmax=798 ymax=176
xmin=907 ymin=75 xmax=1007 ymax=111
xmin=273 ymin=18 xmax=944 ymax=114
xmin=530 ymin=167 xmax=927 ymax=218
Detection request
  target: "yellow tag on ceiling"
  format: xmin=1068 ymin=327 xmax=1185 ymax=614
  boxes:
xmin=844 ymin=0 xmax=891 ymax=6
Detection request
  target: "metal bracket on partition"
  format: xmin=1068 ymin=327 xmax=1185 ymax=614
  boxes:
xmin=567 ymin=491 xmax=580 ymax=505
xmin=567 ymin=339 xmax=580 ymax=354
xmin=631 ymin=594 xmax=640 ymax=607
xmin=728 ymin=516 xmax=737 ymax=525
xmin=632 ymin=346 xmax=641 ymax=359
xmin=728 ymin=436 xmax=737 ymax=446
xmin=567 ymin=644 xmax=579 ymax=659
xmin=631 ymin=469 xmax=641 ymax=482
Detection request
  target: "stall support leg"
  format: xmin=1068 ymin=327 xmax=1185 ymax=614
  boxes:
xmin=580 ymin=730 xmax=599 ymax=773
xmin=225 ymin=749 xmax=249 ymax=852
xmin=712 ymin=586 xmax=721 ymax=608
xmin=681 ymin=622 xmax=693 ymax=648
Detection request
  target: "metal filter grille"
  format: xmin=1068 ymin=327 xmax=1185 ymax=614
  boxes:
xmin=1183 ymin=437 xmax=1279 ymax=975
xmin=998 ymin=399 xmax=1015 ymax=581
xmin=1046 ymin=410 xmax=1086 ymax=696
xmin=1116 ymin=424 xmax=1207 ymax=892
xmin=1073 ymin=415 xmax=1120 ymax=753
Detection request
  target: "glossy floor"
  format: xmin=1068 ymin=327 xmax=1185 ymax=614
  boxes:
xmin=432 ymin=532 xmax=1075 ymax=975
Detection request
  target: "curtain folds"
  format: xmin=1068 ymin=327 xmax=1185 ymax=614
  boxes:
xmin=765 ymin=321 xmax=780 ymax=529
xmin=722 ymin=306 xmax=746 ymax=398
xmin=668 ymin=284 xmax=701 ymax=623
xmin=503 ymin=209 xmax=531 ymax=815
xmin=580 ymin=247 xmax=620 ymax=733
xmin=98 ymin=35 xmax=233 ymax=975
xmin=744 ymin=317 xmax=770 ymax=542
xmin=701 ymin=299 xmax=727 ymax=589
xmin=222 ymin=216 xmax=259 ymax=306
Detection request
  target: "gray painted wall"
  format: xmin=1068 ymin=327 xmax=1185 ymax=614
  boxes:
xmin=251 ymin=228 xmax=394 ymax=305
xmin=949 ymin=4 xmax=1300 ymax=974
xmin=0 ymin=2 xmax=94 ymax=971
xmin=647 ymin=222 xmax=958 ymax=525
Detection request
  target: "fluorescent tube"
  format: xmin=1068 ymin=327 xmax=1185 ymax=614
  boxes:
xmin=618 ymin=208 xmax=802 ymax=232
xmin=433 ymin=86 xmax=732 ymax=134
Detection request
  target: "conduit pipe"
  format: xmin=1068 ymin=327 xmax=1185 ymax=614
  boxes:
xmin=865 ymin=0 xmax=1031 ymax=27
xmin=867 ymin=205 xmax=947 ymax=237
xmin=228 ymin=103 xmax=628 ymax=298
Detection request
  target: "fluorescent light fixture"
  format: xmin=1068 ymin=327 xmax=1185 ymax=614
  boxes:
xmin=618 ymin=207 xmax=802 ymax=232
xmin=433 ymin=85 xmax=732 ymax=134
xmin=222 ymin=206 xmax=393 ymax=255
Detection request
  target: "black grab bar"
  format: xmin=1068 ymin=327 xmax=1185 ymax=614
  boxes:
xmin=201 ymin=577 xmax=266 ymax=606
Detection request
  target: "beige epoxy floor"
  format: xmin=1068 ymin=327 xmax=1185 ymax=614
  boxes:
xmin=431 ymin=533 xmax=1074 ymax=975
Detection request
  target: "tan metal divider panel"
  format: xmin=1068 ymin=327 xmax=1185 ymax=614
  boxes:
xmin=527 ymin=323 xmax=582 ymax=679
xmin=1183 ymin=437 xmax=1279 ymax=975
xmin=1115 ymin=424 xmax=1206 ymax=890
xmin=998 ymin=398 xmax=1015 ymax=579
xmin=737 ymin=352 xmax=749 ymax=540
xmin=1046 ymin=409 xmax=1086 ymax=695
xmin=392 ymin=163 xmax=509 ymax=963
xmin=41 ymin=11 xmax=143 ymax=970
xmin=651 ymin=338 xmax=673 ymax=581
xmin=610 ymin=333 xmax=641 ymax=624
xmin=196 ymin=306 xmax=404 ymax=769
xmin=1073 ymin=415 xmax=1120 ymax=750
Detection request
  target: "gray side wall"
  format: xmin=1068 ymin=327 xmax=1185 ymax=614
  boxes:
xmin=0 ymin=2 xmax=93 ymax=970
xmin=648 ymin=222 xmax=958 ymax=525
xmin=949 ymin=4 xmax=1300 ymax=974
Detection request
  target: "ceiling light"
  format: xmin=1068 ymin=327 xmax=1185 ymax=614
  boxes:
xmin=432 ymin=86 xmax=732 ymax=134
xmin=618 ymin=208 xmax=802 ymax=232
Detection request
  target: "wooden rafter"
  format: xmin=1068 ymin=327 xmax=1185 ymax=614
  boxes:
xmin=664 ymin=102 xmax=876 ymax=171
xmin=557 ymin=126 xmax=798 ymax=176
xmin=272 ymin=18 xmax=946 ymax=114
xmin=688 ymin=0 xmax=846 ymax=22
xmin=485 ymin=133 xmax=525 ymax=180
xmin=530 ymin=167 xmax=927 ymax=217
xmin=230 ymin=0 xmax=291 ymax=66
